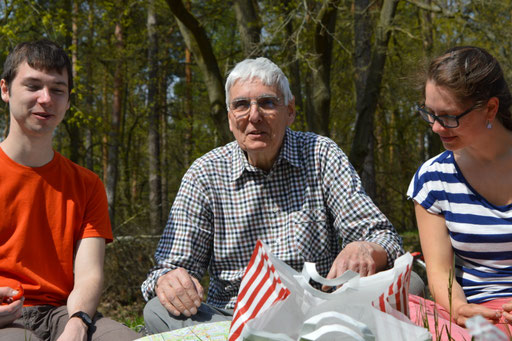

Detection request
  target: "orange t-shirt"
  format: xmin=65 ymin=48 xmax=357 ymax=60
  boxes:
xmin=0 ymin=148 xmax=113 ymax=306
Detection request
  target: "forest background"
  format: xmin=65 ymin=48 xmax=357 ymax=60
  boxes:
xmin=1 ymin=0 xmax=511 ymax=327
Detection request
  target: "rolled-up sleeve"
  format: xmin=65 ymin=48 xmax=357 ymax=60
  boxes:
xmin=320 ymin=140 xmax=403 ymax=268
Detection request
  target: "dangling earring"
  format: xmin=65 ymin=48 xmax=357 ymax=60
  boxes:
xmin=486 ymin=120 xmax=492 ymax=129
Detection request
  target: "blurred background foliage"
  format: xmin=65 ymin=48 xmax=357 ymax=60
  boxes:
xmin=1 ymin=0 xmax=511 ymax=323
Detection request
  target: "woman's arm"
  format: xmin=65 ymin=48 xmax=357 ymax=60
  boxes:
xmin=415 ymin=203 xmax=501 ymax=326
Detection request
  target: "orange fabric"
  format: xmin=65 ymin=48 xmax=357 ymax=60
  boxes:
xmin=0 ymin=148 xmax=112 ymax=306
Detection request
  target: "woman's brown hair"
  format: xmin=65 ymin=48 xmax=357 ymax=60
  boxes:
xmin=426 ymin=46 xmax=512 ymax=131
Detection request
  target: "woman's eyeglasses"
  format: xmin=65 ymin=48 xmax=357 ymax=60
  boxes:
xmin=417 ymin=103 xmax=478 ymax=128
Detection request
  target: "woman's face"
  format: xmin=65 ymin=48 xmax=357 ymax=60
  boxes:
xmin=424 ymin=81 xmax=491 ymax=151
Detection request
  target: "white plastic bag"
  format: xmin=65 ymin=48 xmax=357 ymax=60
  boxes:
xmin=466 ymin=315 xmax=508 ymax=341
xmin=228 ymin=240 xmax=431 ymax=341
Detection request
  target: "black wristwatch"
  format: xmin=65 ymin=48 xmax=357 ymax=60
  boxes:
xmin=70 ymin=311 xmax=93 ymax=329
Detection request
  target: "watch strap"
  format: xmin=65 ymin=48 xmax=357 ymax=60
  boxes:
xmin=70 ymin=311 xmax=93 ymax=328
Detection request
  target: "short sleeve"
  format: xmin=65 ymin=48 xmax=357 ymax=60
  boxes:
xmin=80 ymin=176 xmax=113 ymax=243
xmin=407 ymin=153 xmax=453 ymax=216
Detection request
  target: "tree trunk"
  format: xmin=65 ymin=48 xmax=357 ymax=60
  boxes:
xmin=307 ymin=0 xmax=340 ymax=137
xmin=85 ymin=0 xmax=94 ymax=171
xmin=64 ymin=0 xmax=81 ymax=163
xmin=147 ymin=0 xmax=163 ymax=233
xmin=353 ymin=0 xmax=372 ymax=115
xmin=182 ymin=0 xmax=193 ymax=168
xmin=233 ymin=0 xmax=261 ymax=57
xmin=166 ymin=0 xmax=231 ymax=144
xmin=183 ymin=45 xmax=193 ymax=167
xmin=106 ymin=21 xmax=124 ymax=228
xmin=349 ymin=0 xmax=399 ymax=199
xmin=420 ymin=0 xmax=442 ymax=160
xmin=102 ymin=73 xmax=108 ymax=185
xmin=351 ymin=0 xmax=374 ymax=197
xmin=160 ymin=68 xmax=169 ymax=219
xmin=284 ymin=0 xmax=305 ymax=130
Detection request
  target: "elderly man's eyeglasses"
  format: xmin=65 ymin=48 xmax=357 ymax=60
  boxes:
xmin=417 ymin=103 xmax=478 ymax=128
xmin=229 ymin=95 xmax=282 ymax=119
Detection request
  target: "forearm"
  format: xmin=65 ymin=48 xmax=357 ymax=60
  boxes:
xmin=66 ymin=272 xmax=103 ymax=317
xmin=58 ymin=277 xmax=102 ymax=341
xmin=428 ymin=269 xmax=467 ymax=318
xmin=68 ymin=237 xmax=106 ymax=317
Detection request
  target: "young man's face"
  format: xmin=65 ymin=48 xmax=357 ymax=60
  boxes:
xmin=1 ymin=61 xmax=70 ymax=139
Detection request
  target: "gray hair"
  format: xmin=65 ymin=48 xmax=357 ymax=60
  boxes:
xmin=225 ymin=57 xmax=293 ymax=110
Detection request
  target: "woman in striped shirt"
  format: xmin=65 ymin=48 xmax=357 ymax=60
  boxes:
xmin=408 ymin=46 xmax=512 ymax=339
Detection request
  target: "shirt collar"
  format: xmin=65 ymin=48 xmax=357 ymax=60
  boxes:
xmin=278 ymin=128 xmax=302 ymax=169
xmin=231 ymin=128 xmax=303 ymax=181
xmin=232 ymin=144 xmax=249 ymax=180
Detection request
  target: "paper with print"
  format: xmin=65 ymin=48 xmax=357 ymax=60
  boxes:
xmin=136 ymin=321 xmax=230 ymax=341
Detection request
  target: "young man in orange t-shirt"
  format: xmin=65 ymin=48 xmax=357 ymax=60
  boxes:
xmin=0 ymin=40 xmax=140 ymax=340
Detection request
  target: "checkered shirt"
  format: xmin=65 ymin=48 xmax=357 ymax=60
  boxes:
xmin=141 ymin=128 xmax=403 ymax=308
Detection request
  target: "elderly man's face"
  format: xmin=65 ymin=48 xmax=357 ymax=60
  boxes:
xmin=228 ymin=78 xmax=295 ymax=170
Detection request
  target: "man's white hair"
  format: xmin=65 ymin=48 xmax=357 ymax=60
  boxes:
xmin=225 ymin=57 xmax=293 ymax=110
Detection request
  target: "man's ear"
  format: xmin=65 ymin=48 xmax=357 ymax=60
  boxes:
xmin=1 ymin=79 xmax=10 ymax=104
xmin=287 ymin=96 xmax=296 ymax=126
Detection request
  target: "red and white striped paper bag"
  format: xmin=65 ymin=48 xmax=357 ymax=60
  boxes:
xmin=228 ymin=240 xmax=290 ymax=341
xmin=228 ymin=240 xmax=414 ymax=340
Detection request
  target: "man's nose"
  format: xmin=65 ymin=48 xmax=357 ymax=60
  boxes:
xmin=248 ymin=101 xmax=262 ymax=121
xmin=37 ymin=87 xmax=51 ymax=104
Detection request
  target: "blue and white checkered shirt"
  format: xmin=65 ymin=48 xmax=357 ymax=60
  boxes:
xmin=141 ymin=129 xmax=403 ymax=308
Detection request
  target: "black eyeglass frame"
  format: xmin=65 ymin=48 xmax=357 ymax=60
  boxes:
xmin=416 ymin=103 xmax=478 ymax=128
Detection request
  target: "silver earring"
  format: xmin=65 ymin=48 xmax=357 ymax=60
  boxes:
xmin=486 ymin=120 xmax=492 ymax=129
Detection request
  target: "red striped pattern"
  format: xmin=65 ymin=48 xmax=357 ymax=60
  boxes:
xmin=373 ymin=263 xmax=411 ymax=316
xmin=228 ymin=241 xmax=290 ymax=341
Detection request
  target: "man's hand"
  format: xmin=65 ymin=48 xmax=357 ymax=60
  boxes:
xmin=0 ymin=287 xmax=24 ymax=328
xmin=322 ymin=241 xmax=386 ymax=291
xmin=156 ymin=268 xmax=204 ymax=317
xmin=56 ymin=317 xmax=87 ymax=341
xmin=455 ymin=303 xmax=501 ymax=326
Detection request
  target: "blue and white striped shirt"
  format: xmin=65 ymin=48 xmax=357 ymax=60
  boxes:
xmin=408 ymin=151 xmax=512 ymax=303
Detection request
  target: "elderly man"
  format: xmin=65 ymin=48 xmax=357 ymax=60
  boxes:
xmin=141 ymin=57 xmax=404 ymax=333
